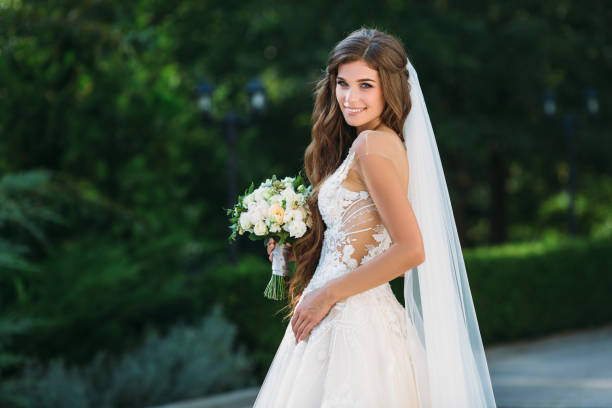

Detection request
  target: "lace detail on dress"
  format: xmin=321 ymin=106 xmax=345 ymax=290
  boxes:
xmin=360 ymin=223 xmax=392 ymax=265
xmin=306 ymin=148 xmax=394 ymax=295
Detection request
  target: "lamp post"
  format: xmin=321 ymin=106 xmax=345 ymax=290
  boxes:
xmin=542 ymin=87 xmax=598 ymax=236
xmin=196 ymin=77 xmax=267 ymax=264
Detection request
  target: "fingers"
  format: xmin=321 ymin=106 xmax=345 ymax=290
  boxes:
xmin=291 ymin=311 xmax=299 ymax=333
xmin=292 ymin=311 xmax=311 ymax=344
xmin=267 ymin=237 xmax=276 ymax=261
xmin=297 ymin=322 xmax=314 ymax=343
xmin=295 ymin=318 xmax=313 ymax=344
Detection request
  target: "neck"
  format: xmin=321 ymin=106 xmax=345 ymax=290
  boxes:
xmin=356 ymin=118 xmax=386 ymax=134
xmin=357 ymin=119 xmax=384 ymax=135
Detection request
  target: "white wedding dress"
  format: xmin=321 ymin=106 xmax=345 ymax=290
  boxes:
xmin=253 ymin=132 xmax=429 ymax=407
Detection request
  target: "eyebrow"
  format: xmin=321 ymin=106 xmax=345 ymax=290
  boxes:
xmin=336 ymin=76 xmax=376 ymax=83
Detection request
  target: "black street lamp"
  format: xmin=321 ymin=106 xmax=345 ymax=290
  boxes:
xmin=246 ymin=77 xmax=267 ymax=116
xmin=542 ymin=86 xmax=599 ymax=236
xmin=196 ymin=77 xmax=267 ymax=264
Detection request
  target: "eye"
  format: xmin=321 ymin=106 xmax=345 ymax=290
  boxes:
xmin=336 ymin=80 xmax=373 ymax=89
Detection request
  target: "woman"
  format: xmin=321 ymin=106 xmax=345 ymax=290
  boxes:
xmin=254 ymin=27 xmax=497 ymax=407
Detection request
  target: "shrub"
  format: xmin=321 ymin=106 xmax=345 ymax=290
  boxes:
xmin=8 ymin=304 xmax=256 ymax=408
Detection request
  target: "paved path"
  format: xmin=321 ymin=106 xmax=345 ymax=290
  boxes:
xmin=154 ymin=323 xmax=612 ymax=408
xmin=487 ymin=323 xmax=612 ymax=407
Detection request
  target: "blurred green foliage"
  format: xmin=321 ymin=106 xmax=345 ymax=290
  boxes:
xmin=0 ymin=0 xmax=611 ymax=403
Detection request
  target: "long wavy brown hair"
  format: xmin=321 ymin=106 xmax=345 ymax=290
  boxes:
xmin=280 ymin=26 xmax=413 ymax=321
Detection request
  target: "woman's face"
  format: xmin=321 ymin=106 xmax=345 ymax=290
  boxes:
xmin=335 ymin=59 xmax=385 ymax=134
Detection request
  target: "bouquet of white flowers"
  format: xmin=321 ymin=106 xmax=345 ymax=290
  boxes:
xmin=226 ymin=172 xmax=312 ymax=300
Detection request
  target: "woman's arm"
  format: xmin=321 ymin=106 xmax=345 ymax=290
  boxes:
xmin=325 ymin=132 xmax=426 ymax=303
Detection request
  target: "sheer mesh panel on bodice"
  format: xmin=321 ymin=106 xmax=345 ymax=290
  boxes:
xmin=305 ymin=130 xmax=409 ymax=293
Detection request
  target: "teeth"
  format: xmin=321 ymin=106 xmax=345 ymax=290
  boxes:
xmin=346 ymin=107 xmax=365 ymax=113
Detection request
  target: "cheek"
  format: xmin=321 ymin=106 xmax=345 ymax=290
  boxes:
xmin=335 ymin=86 xmax=345 ymax=102
xmin=370 ymin=91 xmax=385 ymax=111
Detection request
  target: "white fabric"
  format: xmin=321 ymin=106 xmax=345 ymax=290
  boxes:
xmin=252 ymin=59 xmax=497 ymax=407
xmin=402 ymin=59 xmax=497 ymax=407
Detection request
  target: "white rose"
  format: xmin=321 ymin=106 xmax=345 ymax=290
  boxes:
xmin=253 ymin=187 xmax=263 ymax=201
xmin=255 ymin=201 xmax=269 ymax=221
xmin=246 ymin=202 xmax=261 ymax=225
xmin=269 ymin=223 xmax=281 ymax=233
xmin=239 ymin=212 xmax=252 ymax=230
xmin=246 ymin=210 xmax=258 ymax=226
xmin=242 ymin=193 xmax=255 ymax=208
xmin=253 ymin=220 xmax=268 ymax=236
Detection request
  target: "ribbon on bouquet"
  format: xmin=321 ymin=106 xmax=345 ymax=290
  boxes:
xmin=263 ymin=243 xmax=292 ymax=300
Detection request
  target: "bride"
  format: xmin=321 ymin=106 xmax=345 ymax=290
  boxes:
xmin=254 ymin=27 xmax=497 ymax=407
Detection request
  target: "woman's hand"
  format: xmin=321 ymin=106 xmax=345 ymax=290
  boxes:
xmin=291 ymin=284 xmax=335 ymax=344
xmin=266 ymin=237 xmax=296 ymax=262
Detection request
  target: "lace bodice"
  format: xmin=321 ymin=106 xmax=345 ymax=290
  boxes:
xmin=304 ymin=131 xmax=409 ymax=294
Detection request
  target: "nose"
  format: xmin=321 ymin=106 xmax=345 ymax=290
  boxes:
xmin=344 ymin=88 xmax=359 ymax=106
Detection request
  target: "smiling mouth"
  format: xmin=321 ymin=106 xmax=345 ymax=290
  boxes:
xmin=345 ymin=107 xmax=366 ymax=113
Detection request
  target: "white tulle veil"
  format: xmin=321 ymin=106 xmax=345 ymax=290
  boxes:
xmin=401 ymin=58 xmax=497 ymax=407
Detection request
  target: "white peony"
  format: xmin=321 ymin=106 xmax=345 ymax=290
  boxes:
xmin=269 ymin=193 xmax=283 ymax=206
xmin=287 ymin=221 xmax=307 ymax=238
xmin=281 ymin=188 xmax=299 ymax=209
xmin=282 ymin=208 xmax=302 ymax=227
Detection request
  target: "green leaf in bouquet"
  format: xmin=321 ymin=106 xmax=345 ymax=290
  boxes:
xmin=293 ymin=172 xmax=302 ymax=189
xmin=247 ymin=233 xmax=262 ymax=242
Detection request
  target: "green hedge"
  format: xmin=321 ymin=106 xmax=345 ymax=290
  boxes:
xmin=463 ymin=234 xmax=612 ymax=344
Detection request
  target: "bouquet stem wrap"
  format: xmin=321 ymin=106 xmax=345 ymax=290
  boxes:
xmin=264 ymin=244 xmax=292 ymax=300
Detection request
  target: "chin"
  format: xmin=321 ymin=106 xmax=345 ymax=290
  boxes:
xmin=345 ymin=116 xmax=371 ymax=127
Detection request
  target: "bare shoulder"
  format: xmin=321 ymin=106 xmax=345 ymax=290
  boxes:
xmin=353 ymin=129 xmax=404 ymax=154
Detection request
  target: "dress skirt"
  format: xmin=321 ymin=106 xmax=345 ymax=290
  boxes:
xmin=252 ymin=282 xmax=425 ymax=407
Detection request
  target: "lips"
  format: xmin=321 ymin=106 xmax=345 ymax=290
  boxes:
xmin=345 ymin=107 xmax=366 ymax=113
